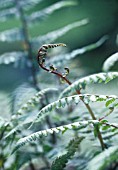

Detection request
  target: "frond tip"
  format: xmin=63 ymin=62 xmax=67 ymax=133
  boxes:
xmin=51 ymin=136 xmax=85 ymax=170
xmin=103 ymin=52 xmax=118 ymax=72
xmin=17 ymin=88 xmax=58 ymax=115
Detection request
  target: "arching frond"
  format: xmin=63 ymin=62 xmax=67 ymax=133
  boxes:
xmin=28 ymin=1 xmax=77 ymax=24
xmin=17 ymin=88 xmax=58 ymax=115
xmin=46 ymin=36 xmax=108 ymax=66
xmin=30 ymin=94 xmax=118 ymax=126
xmin=12 ymin=120 xmax=99 ymax=153
xmin=103 ymin=52 xmax=118 ymax=72
xmin=59 ymin=72 xmax=118 ymax=98
xmin=88 ymin=146 xmax=118 ymax=170
xmin=51 ymin=136 xmax=85 ymax=170
xmin=32 ymin=19 xmax=88 ymax=49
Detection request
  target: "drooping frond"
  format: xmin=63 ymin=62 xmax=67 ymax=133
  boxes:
xmin=0 ymin=51 xmax=27 ymax=65
xmin=0 ymin=28 xmax=23 ymax=42
xmin=17 ymin=88 xmax=58 ymax=115
xmin=32 ymin=19 xmax=88 ymax=49
xmin=51 ymin=136 xmax=85 ymax=170
xmin=88 ymin=146 xmax=118 ymax=170
xmin=30 ymin=94 xmax=118 ymax=125
xmin=12 ymin=120 xmax=99 ymax=153
xmin=103 ymin=52 xmax=118 ymax=72
xmin=28 ymin=1 xmax=77 ymax=24
xmin=46 ymin=36 xmax=108 ymax=66
xmin=59 ymin=72 xmax=118 ymax=98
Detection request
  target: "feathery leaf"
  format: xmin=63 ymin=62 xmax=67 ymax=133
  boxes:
xmin=12 ymin=120 xmax=98 ymax=154
xmin=59 ymin=72 xmax=118 ymax=98
xmin=51 ymin=136 xmax=85 ymax=170
xmin=30 ymin=94 xmax=118 ymax=126
xmin=17 ymin=88 xmax=58 ymax=115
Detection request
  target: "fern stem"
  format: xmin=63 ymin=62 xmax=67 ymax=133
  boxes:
xmin=15 ymin=0 xmax=39 ymax=91
xmin=37 ymin=45 xmax=105 ymax=150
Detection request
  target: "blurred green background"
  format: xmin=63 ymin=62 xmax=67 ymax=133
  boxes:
xmin=0 ymin=0 xmax=118 ymax=91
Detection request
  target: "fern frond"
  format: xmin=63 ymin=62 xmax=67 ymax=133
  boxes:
xmin=30 ymin=94 xmax=118 ymax=125
xmin=59 ymin=72 xmax=118 ymax=98
xmin=0 ymin=28 xmax=23 ymax=42
xmin=28 ymin=1 xmax=77 ymax=24
xmin=17 ymin=88 xmax=58 ymax=115
xmin=0 ymin=51 xmax=27 ymax=65
xmin=47 ymin=36 xmax=108 ymax=66
xmin=32 ymin=19 xmax=88 ymax=49
xmin=0 ymin=7 xmax=18 ymax=21
xmin=51 ymin=136 xmax=85 ymax=170
xmin=88 ymin=146 xmax=118 ymax=170
xmin=103 ymin=52 xmax=118 ymax=72
xmin=12 ymin=120 xmax=98 ymax=153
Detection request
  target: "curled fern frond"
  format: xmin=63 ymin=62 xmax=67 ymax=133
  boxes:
xmin=51 ymin=136 xmax=85 ymax=170
xmin=32 ymin=19 xmax=88 ymax=49
xmin=30 ymin=94 xmax=118 ymax=126
xmin=12 ymin=120 xmax=98 ymax=154
xmin=59 ymin=72 xmax=118 ymax=98
xmin=88 ymin=146 xmax=118 ymax=170
xmin=17 ymin=88 xmax=58 ymax=115
xmin=103 ymin=52 xmax=118 ymax=72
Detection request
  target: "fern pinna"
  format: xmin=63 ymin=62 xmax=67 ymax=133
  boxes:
xmin=9 ymin=43 xmax=118 ymax=170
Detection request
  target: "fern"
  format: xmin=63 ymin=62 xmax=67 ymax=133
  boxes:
xmin=88 ymin=146 xmax=118 ymax=170
xmin=59 ymin=72 xmax=118 ymax=98
xmin=30 ymin=94 xmax=118 ymax=126
xmin=51 ymin=136 xmax=85 ymax=170
xmin=12 ymin=120 xmax=99 ymax=153
xmin=103 ymin=52 xmax=118 ymax=72
xmin=17 ymin=88 xmax=58 ymax=115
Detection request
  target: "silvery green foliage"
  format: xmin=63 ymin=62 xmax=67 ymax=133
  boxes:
xmin=0 ymin=28 xmax=23 ymax=42
xmin=0 ymin=0 xmax=43 ymax=21
xmin=46 ymin=36 xmax=108 ymax=66
xmin=88 ymin=146 xmax=118 ymax=170
xmin=12 ymin=120 xmax=99 ymax=153
xmin=0 ymin=0 xmax=43 ymax=10
xmin=103 ymin=52 xmax=118 ymax=72
xmin=17 ymin=88 xmax=58 ymax=115
xmin=0 ymin=51 xmax=27 ymax=65
xmin=32 ymin=19 xmax=88 ymax=49
xmin=31 ymin=94 xmax=118 ymax=125
xmin=59 ymin=72 xmax=118 ymax=98
xmin=51 ymin=136 xmax=85 ymax=170
xmin=28 ymin=1 xmax=76 ymax=23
